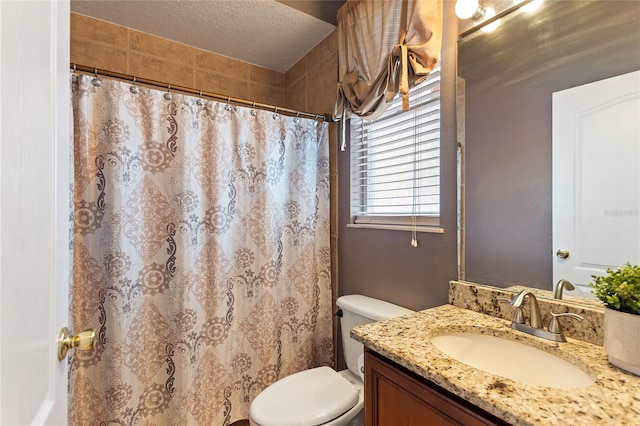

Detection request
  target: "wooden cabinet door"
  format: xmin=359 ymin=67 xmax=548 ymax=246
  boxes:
xmin=365 ymin=349 xmax=509 ymax=426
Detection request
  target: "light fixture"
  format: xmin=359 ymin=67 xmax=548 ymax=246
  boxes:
xmin=455 ymin=0 xmax=501 ymax=32
xmin=455 ymin=0 xmax=485 ymax=20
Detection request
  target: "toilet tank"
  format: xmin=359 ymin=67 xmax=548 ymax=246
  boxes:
xmin=336 ymin=295 xmax=414 ymax=379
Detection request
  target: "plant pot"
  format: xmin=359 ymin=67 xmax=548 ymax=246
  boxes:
xmin=604 ymin=307 xmax=640 ymax=376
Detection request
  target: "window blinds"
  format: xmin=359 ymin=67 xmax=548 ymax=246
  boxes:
xmin=350 ymin=67 xmax=441 ymax=222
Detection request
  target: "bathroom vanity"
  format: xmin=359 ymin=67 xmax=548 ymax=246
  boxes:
xmin=352 ymin=282 xmax=640 ymax=425
xmin=365 ymin=348 xmax=507 ymax=425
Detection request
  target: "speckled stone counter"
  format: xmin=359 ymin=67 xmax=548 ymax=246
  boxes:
xmin=449 ymin=280 xmax=604 ymax=345
xmin=351 ymin=304 xmax=640 ymax=425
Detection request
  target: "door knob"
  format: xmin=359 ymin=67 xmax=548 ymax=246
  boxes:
xmin=57 ymin=327 xmax=95 ymax=361
xmin=556 ymin=248 xmax=570 ymax=259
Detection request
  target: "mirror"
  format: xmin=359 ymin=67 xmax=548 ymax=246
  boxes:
xmin=457 ymin=0 xmax=640 ymax=308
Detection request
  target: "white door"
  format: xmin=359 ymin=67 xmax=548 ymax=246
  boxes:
xmin=553 ymin=70 xmax=640 ymax=298
xmin=1 ymin=1 xmax=70 ymax=424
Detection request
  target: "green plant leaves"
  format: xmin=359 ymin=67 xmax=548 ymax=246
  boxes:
xmin=590 ymin=262 xmax=640 ymax=315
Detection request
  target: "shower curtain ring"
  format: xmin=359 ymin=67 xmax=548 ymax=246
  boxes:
xmin=294 ymin=111 xmax=300 ymax=123
xmin=273 ymin=107 xmax=279 ymax=120
xmin=130 ymin=76 xmax=140 ymax=94
xmin=196 ymin=90 xmax=204 ymax=106
xmin=164 ymin=83 xmax=173 ymax=100
xmin=71 ymin=64 xmax=79 ymax=83
xmin=250 ymin=101 xmax=257 ymax=116
xmin=225 ymin=96 xmax=234 ymax=111
xmin=91 ymin=68 xmax=102 ymax=87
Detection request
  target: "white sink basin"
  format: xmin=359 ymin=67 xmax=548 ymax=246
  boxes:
xmin=430 ymin=332 xmax=594 ymax=389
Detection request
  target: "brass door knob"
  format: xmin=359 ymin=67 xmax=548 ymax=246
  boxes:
xmin=57 ymin=327 xmax=95 ymax=361
xmin=556 ymin=248 xmax=570 ymax=259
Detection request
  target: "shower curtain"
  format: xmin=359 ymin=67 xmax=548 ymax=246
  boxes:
xmin=68 ymin=73 xmax=333 ymax=425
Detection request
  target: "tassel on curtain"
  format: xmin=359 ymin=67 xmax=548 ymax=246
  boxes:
xmin=334 ymin=0 xmax=442 ymax=124
xmin=68 ymin=73 xmax=333 ymax=425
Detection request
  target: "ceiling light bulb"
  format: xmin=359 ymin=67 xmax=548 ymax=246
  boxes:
xmin=480 ymin=7 xmax=501 ymax=33
xmin=455 ymin=0 xmax=481 ymax=19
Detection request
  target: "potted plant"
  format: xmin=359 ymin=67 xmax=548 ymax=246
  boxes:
xmin=590 ymin=262 xmax=640 ymax=375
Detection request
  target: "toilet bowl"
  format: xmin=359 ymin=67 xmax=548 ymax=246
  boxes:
xmin=249 ymin=367 xmax=364 ymax=426
xmin=248 ymin=295 xmax=413 ymax=426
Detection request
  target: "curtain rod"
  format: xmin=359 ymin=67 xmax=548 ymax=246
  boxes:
xmin=71 ymin=64 xmax=335 ymax=122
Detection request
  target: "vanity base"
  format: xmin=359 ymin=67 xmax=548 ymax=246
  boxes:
xmin=365 ymin=348 xmax=510 ymax=426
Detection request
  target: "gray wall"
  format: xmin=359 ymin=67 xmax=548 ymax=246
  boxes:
xmin=337 ymin=1 xmax=459 ymax=312
xmin=462 ymin=0 xmax=640 ymax=290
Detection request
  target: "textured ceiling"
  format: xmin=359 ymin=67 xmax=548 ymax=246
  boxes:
xmin=70 ymin=0 xmax=340 ymax=73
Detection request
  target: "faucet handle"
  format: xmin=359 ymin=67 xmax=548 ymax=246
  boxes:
xmin=497 ymin=297 xmax=525 ymax=324
xmin=548 ymin=312 xmax=584 ymax=334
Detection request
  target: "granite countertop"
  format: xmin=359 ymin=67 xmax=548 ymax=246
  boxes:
xmin=351 ymin=304 xmax=640 ymax=425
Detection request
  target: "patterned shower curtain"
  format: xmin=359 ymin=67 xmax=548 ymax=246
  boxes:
xmin=68 ymin=73 xmax=333 ymax=425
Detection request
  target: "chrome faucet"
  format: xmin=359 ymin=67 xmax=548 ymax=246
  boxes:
xmin=509 ymin=291 xmax=542 ymax=329
xmin=501 ymin=290 xmax=583 ymax=342
xmin=554 ymin=279 xmax=575 ymax=300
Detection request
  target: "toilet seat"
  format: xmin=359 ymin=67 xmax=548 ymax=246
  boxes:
xmin=249 ymin=366 xmax=359 ymax=426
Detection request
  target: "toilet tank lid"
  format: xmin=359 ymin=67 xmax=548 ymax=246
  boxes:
xmin=336 ymin=295 xmax=414 ymax=321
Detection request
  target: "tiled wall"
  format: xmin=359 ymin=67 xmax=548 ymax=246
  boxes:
xmin=71 ymin=12 xmax=340 ymax=364
xmin=70 ymin=13 xmax=284 ymax=106
xmin=283 ymin=31 xmax=337 ymax=118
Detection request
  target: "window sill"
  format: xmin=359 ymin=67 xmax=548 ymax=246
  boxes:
xmin=346 ymin=223 xmax=445 ymax=234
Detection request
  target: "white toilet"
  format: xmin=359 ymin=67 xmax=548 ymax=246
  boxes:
xmin=249 ymin=294 xmax=414 ymax=426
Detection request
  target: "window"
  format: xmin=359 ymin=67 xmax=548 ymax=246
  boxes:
xmin=350 ymin=66 xmax=441 ymax=231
